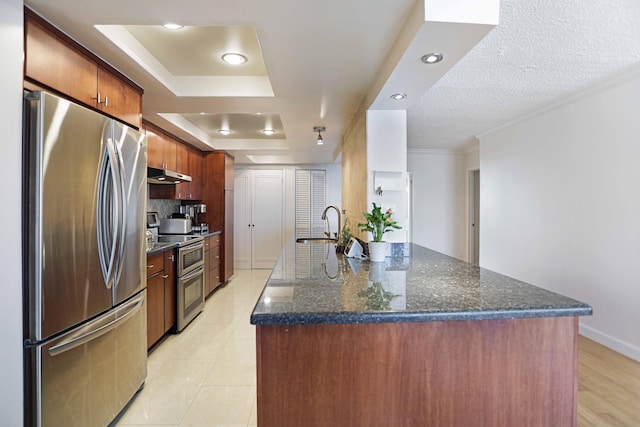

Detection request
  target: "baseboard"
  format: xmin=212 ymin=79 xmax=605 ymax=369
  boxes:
xmin=579 ymin=323 xmax=640 ymax=362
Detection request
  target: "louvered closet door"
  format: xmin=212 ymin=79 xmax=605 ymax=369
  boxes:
xmin=295 ymin=170 xmax=326 ymax=238
xmin=295 ymin=170 xmax=326 ymax=278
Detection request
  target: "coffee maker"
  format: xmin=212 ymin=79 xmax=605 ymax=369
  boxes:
xmin=178 ymin=203 xmax=208 ymax=233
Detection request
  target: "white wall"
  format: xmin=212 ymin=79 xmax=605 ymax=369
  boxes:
xmin=479 ymin=65 xmax=640 ymax=361
xmin=0 ymin=0 xmax=24 ymax=424
xmin=408 ymin=149 xmax=468 ymax=259
xmin=366 ymin=110 xmax=409 ymax=242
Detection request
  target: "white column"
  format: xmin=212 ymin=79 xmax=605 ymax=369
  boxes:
xmin=365 ymin=109 xmax=409 ymax=242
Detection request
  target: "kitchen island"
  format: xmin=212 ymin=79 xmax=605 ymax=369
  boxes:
xmin=250 ymin=239 xmax=592 ymax=427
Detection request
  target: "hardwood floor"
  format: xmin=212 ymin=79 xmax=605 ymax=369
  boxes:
xmin=578 ymin=336 xmax=640 ymax=426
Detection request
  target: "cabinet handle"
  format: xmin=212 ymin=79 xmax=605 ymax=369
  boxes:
xmin=95 ymin=92 xmax=109 ymax=106
xmin=162 ymin=274 xmax=169 ymax=279
xmin=147 ymin=264 xmax=154 ymax=269
xmin=215 ymin=256 xmax=219 ymax=259
xmin=170 ymin=254 xmax=175 ymax=262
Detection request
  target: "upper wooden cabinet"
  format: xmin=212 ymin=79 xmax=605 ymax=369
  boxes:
xmin=188 ymin=148 xmax=203 ymax=200
xmin=96 ymin=67 xmax=143 ymax=129
xmin=24 ymin=14 xmax=97 ymax=106
xmin=148 ymin=140 xmax=204 ymax=201
xmin=24 ymin=9 xmax=143 ymax=129
xmin=144 ymin=121 xmax=177 ymax=171
xmin=225 ymin=154 xmax=234 ymax=190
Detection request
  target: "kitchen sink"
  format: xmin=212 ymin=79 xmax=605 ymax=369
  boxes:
xmin=296 ymin=238 xmax=338 ymax=244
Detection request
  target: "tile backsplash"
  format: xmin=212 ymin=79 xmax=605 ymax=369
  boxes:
xmin=147 ymin=197 xmax=180 ymax=219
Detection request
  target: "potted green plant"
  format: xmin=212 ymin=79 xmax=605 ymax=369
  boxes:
xmin=358 ymin=203 xmax=401 ymax=262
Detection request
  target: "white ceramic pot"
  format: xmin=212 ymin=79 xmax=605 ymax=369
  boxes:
xmin=368 ymin=241 xmax=388 ymax=262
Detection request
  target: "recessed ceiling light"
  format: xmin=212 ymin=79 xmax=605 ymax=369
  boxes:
xmin=390 ymin=93 xmax=407 ymax=100
xmin=222 ymin=53 xmax=247 ymax=65
xmin=219 ymin=129 xmax=231 ymax=135
xmin=199 ymin=112 xmax=206 ymax=115
xmin=421 ymin=52 xmax=443 ymax=64
xmin=262 ymin=129 xmax=276 ymax=136
xmin=163 ymin=23 xmax=184 ymax=30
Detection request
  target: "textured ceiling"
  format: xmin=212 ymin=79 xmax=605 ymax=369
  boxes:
xmin=407 ymin=0 xmax=640 ymax=151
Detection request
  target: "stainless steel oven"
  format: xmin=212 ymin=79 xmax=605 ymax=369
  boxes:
xmin=175 ymin=238 xmax=205 ymax=331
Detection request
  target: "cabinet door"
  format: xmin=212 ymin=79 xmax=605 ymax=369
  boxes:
xmin=252 ymin=171 xmax=283 ymax=269
xmin=163 ymin=250 xmax=176 ymax=332
xmin=224 ymin=154 xmax=234 ymax=190
xmin=163 ymin=135 xmax=177 ymax=171
xmin=175 ymin=143 xmax=190 ymax=199
xmin=25 ymin=15 xmax=98 ymax=106
xmin=97 ymin=66 xmax=142 ymax=129
xmin=145 ymin=124 xmax=164 ymax=169
xmin=188 ymin=148 xmax=203 ymax=200
xmin=203 ymin=237 xmax=210 ymax=295
xmin=233 ymin=172 xmax=251 ymax=270
xmin=146 ymin=273 xmax=165 ymax=349
xmin=224 ymin=190 xmax=234 ymax=280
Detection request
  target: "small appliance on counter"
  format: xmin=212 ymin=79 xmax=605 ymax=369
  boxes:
xmin=159 ymin=218 xmax=192 ymax=235
xmin=178 ymin=203 xmax=209 ymax=234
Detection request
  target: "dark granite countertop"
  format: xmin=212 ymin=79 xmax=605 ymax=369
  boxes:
xmin=146 ymin=230 xmax=223 ymax=255
xmin=146 ymin=241 xmax=178 ymax=255
xmin=250 ymin=239 xmax=592 ymax=326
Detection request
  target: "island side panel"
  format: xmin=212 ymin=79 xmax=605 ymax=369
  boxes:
xmin=256 ymin=317 xmax=578 ymax=427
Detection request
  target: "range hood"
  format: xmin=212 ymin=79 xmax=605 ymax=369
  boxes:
xmin=147 ymin=167 xmax=192 ymax=184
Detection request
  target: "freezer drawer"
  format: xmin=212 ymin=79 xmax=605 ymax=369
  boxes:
xmin=25 ymin=291 xmax=147 ymax=427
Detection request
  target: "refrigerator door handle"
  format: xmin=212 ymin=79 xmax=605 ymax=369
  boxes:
xmin=48 ymin=293 xmax=145 ymax=357
xmin=97 ymin=140 xmax=121 ymax=289
xmin=112 ymin=135 xmax=128 ymax=286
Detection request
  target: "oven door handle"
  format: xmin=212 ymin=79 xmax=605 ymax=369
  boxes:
xmin=180 ymin=265 xmax=204 ymax=282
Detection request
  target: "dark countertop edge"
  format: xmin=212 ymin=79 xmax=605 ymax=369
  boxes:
xmin=146 ymin=242 xmax=178 ymax=255
xmin=146 ymin=230 xmax=222 ymax=255
xmin=250 ymin=306 xmax=593 ymax=326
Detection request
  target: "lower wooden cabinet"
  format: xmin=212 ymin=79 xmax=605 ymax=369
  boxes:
xmin=146 ymin=272 xmax=165 ymax=348
xmin=163 ymin=250 xmax=176 ymax=332
xmin=146 ymin=249 xmax=176 ymax=349
xmin=204 ymin=234 xmax=223 ymax=297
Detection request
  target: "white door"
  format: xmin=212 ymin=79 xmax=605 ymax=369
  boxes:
xmin=252 ymin=170 xmax=284 ymax=268
xmin=468 ymin=169 xmax=480 ymax=265
xmin=233 ymin=169 xmax=284 ymax=269
xmin=234 ymin=171 xmax=252 ymax=269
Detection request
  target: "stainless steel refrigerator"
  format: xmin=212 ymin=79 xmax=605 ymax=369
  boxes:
xmin=23 ymin=91 xmax=147 ymax=427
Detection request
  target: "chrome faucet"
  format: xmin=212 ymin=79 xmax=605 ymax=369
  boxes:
xmin=321 ymin=205 xmax=341 ymax=241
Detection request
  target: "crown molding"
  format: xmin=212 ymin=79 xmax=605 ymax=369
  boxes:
xmin=477 ymin=62 xmax=640 ymax=139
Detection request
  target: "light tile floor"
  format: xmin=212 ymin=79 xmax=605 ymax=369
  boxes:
xmin=115 ymin=269 xmax=270 ymax=427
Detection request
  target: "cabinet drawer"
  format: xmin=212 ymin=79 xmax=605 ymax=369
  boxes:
xmin=146 ymin=252 xmax=164 ymax=277
xmin=209 ymin=265 xmax=221 ymax=292
xmin=209 ymin=246 xmax=221 ymax=268
xmin=209 ymin=234 xmax=221 ymax=248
